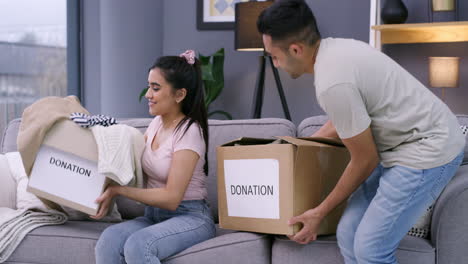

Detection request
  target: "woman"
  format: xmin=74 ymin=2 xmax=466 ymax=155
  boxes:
xmin=94 ymin=50 xmax=214 ymax=264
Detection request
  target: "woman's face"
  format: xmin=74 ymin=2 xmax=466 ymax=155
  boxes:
xmin=145 ymin=68 xmax=181 ymax=117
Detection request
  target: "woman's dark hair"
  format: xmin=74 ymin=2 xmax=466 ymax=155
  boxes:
xmin=257 ymin=0 xmax=320 ymax=49
xmin=149 ymin=55 xmax=209 ymax=175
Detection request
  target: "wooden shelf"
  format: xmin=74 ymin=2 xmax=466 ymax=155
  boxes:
xmin=372 ymin=21 xmax=468 ymax=44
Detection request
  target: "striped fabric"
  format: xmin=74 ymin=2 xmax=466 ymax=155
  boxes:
xmin=69 ymin=113 xmax=117 ymax=128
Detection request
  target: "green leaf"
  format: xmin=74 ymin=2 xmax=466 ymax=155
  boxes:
xmin=201 ymin=64 xmax=214 ymax=81
xmin=207 ymin=48 xmax=224 ymax=102
xmin=204 ymin=81 xmax=222 ymax=106
xmin=208 ymin=110 xmax=232 ymax=120
xmin=199 ymin=53 xmax=210 ymax=65
xmin=139 ymin=87 xmax=148 ymax=102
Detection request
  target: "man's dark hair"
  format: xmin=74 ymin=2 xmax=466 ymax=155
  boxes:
xmin=257 ymin=0 xmax=320 ymax=49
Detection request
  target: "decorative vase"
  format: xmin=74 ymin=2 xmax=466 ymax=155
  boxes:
xmin=381 ymin=0 xmax=408 ymax=24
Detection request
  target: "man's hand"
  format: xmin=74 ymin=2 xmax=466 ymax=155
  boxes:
xmin=287 ymin=208 xmax=324 ymax=244
xmin=90 ymin=186 xmax=118 ymax=220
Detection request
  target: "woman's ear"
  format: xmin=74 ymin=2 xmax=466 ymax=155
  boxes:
xmin=175 ymin=88 xmax=187 ymax=103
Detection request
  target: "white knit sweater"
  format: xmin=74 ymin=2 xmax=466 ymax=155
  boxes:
xmin=91 ymin=124 xmax=145 ymax=188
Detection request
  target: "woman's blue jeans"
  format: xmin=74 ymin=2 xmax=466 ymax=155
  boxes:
xmin=95 ymin=200 xmax=215 ymax=264
xmin=337 ymin=151 xmax=464 ymax=264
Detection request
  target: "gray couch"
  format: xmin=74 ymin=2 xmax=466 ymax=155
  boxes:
xmin=1 ymin=116 xmax=468 ymax=264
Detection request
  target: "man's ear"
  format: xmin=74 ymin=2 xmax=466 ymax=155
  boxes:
xmin=289 ymin=43 xmax=304 ymax=57
xmin=175 ymin=88 xmax=187 ymax=103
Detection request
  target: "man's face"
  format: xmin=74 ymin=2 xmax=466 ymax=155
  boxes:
xmin=262 ymin=34 xmax=304 ymax=79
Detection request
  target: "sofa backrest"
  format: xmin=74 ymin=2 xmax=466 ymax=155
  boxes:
xmin=298 ymin=115 xmax=468 ymax=165
xmin=1 ymin=117 xmax=296 ymax=222
xmin=4 ymin=114 xmax=466 ymax=221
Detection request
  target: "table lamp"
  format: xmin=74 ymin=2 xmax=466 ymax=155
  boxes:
xmin=429 ymin=56 xmax=460 ymax=102
xmin=429 ymin=0 xmax=459 ymax=22
xmin=235 ymin=0 xmax=291 ymax=121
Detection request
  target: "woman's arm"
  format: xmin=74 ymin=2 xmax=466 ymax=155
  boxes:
xmin=91 ymin=149 xmax=199 ymax=219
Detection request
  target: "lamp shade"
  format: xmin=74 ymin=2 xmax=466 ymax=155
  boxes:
xmin=429 ymin=57 xmax=460 ymax=88
xmin=432 ymin=0 xmax=455 ymax=11
xmin=235 ymin=1 xmax=273 ymax=51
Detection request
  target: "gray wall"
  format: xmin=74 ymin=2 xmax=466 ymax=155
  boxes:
xmin=82 ymin=0 xmax=163 ymax=117
xmin=163 ymin=0 xmax=370 ymax=124
xmin=384 ymin=0 xmax=468 ymax=115
xmin=82 ymin=0 xmax=468 ymax=122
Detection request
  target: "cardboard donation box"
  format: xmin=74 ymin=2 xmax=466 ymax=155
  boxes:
xmin=217 ymin=136 xmax=350 ymax=235
xmin=27 ymin=120 xmax=108 ymax=215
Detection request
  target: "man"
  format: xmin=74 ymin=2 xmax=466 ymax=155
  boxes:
xmin=257 ymin=0 xmax=465 ymax=263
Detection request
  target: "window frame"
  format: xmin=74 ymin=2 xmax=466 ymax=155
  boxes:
xmin=66 ymin=0 xmax=82 ymax=100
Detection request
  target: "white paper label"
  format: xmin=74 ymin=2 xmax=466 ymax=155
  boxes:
xmin=29 ymin=145 xmax=105 ymax=211
xmin=224 ymin=159 xmax=279 ymax=219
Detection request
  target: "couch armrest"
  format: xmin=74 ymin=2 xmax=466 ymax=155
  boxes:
xmin=431 ymin=164 xmax=468 ymax=263
xmin=1 ymin=118 xmax=21 ymax=154
xmin=297 ymin=115 xmax=328 ymax=137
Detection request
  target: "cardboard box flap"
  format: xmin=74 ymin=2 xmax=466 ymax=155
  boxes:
xmin=277 ymin=136 xmax=344 ymax=147
xmin=301 ymin=137 xmax=344 ymax=147
xmin=42 ymin=119 xmax=98 ymax=161
xmin=221 ymin=137 xmax=280 ymax=147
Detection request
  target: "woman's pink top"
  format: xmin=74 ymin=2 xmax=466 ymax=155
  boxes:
xmin=142 ymin=116 xmax=207 ymax=200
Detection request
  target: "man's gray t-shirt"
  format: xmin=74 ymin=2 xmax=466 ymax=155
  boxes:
xmin=315 ymin=38 xmax=464 ymax=169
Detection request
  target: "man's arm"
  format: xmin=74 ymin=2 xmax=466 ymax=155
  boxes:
xmin=288 ymin=126 xmax=379 ymax=244
xmin=311 ymin=120 xmax=339 ymax=138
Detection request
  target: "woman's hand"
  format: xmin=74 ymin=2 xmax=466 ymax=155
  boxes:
xmin=90 ymin=185 xmax=118 ymax=220
xmin=287 ymin=207 xmax=325 ymax=244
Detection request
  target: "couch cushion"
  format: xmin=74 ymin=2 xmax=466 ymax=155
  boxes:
xmin=297 ymin=115 xmax=329 ymax=138
xmin=430 ymin=164 xmax=468 ymax=264
xmin=6 ymin=221 xmax=113 ymax=264
xmin=271 ymin=235 xmax=434 ymax=264
xmin=6 ymin=221 xmax=269 ymax=264
xmin=164 ymin=230 xmax=271 ymax=264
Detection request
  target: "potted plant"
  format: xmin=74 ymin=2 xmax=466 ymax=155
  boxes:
xmin=139 ymin=48 xmax=232 ymax=119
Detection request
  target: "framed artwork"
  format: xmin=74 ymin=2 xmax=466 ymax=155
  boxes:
xmin=197 ymin=0 xmax=249 ymax=30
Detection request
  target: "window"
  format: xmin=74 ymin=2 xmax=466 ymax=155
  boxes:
xmin=0 ymin=0 xmax=79 ymax=138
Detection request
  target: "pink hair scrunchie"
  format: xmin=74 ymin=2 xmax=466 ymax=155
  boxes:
xmin=179 ymin=50 xmax=196 ymax=65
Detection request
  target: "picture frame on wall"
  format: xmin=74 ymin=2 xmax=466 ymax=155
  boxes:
xmin=197 ymin=0 xmax=248 ymax=30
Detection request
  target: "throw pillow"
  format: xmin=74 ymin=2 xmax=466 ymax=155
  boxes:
xmin=0 ymin=153 xmax=17 ymax=209
xmin=5 ymin=151 xmax=50 ymax=211
xmin=407 ymin=205 xmax=433 ymax=238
